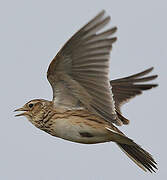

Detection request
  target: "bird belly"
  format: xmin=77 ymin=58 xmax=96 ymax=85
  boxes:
xmin=50 ymin=117 xmax=111 ymax=144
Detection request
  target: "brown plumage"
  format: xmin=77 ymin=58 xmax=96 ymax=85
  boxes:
xmin=111 ymin=67 xmax=158 ymax=124
xmin=15 ymin=10 xmax=158 ymax=172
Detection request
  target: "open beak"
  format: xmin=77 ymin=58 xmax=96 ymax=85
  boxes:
xmin=14 ymin=107 xmax=28 ymax=117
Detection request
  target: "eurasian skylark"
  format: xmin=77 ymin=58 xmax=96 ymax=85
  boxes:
xmin=15 ymin=10 xmax=158 ymax=172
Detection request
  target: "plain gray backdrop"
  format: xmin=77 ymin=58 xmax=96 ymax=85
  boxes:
xmin=0 ymin=0 xmax=166 ymax=179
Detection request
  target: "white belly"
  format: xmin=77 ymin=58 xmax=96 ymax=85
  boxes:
xmin=50 ymin=117 xmax=111 ymax=144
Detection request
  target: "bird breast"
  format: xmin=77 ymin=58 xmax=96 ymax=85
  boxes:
xmin=46 ymin=113 xmax=112 ymax=144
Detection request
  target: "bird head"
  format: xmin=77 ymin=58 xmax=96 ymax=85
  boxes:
xmin=14 ymin=99 xmax=52 ymax=121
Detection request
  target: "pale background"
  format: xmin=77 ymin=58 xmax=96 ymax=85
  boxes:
xmin=0 ymin=0 xmax=166 ymax=179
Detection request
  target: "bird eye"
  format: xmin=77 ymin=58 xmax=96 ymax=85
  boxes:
xmin=28 ymin=103 xmax=34 ymax=108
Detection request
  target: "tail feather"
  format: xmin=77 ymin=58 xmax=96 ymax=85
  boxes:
xmin=107 ymin=125 xmax=158 ymax=172
xmin=117 ymin=142 xmax=157 ymax=172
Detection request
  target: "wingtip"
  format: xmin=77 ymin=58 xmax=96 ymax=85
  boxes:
xmin=154 ymin=83 xmax=158 ymax=87
xmin=100 ymin=9 xmax=106 ymax=15
xmin=140 ymin=67 xmax=154 ymax=75
xmin=150 ymin=75 xmax=158 ymax=80
xmin=111 ymin=37 xmax=118 ymax=43
xmin=96 ymin=10 xmax=106 ymax=18
xmin=148 ymin=66 xmax=154 ymax=71
xmin=113 ymin=26 xmax=118 ymax=32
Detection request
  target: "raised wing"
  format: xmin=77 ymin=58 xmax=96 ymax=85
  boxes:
xmin=47 ymin=10 xmax=123 ymax=125
xmin=111 ymin=67 xmax=158 ymax=113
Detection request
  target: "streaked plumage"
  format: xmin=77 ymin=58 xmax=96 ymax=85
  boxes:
xmin=15 ymin=10 xmax=158 ymax=172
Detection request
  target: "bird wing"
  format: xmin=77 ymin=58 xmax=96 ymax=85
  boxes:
xmin=47 ymin=10 xmax=122 ymax=125
xmin=110 ymin=67 xmax=158 ymax=113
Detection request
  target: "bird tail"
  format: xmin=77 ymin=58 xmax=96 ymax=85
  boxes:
xmin=106 ymin=125 xmax=157 ymax=172
xmin=116 ymin=142 xmax=157 ymax=172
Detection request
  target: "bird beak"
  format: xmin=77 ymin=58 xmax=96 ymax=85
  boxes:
xmin=14 ymin=107 xmax=28 ymax=117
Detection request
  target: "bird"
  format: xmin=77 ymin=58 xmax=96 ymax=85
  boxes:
xmin=15 ymin=10 xmax=158 ymax=172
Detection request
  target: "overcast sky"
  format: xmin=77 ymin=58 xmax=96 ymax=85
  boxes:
xmin=0 ymin=0 xmax=166 ymax=179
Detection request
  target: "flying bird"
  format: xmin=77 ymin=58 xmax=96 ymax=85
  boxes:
xmin=15 ymin=10 xmax=158 ymax=172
